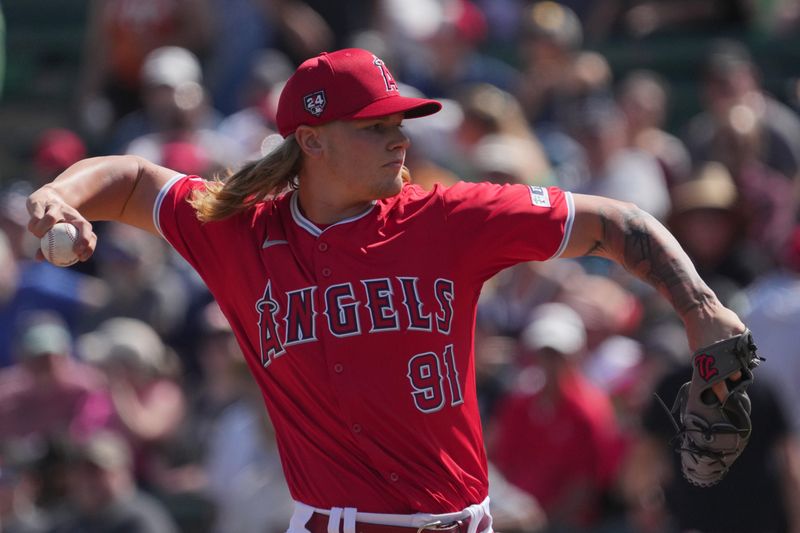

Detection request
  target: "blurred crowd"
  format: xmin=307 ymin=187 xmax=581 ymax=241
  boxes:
xmin=2 ymin=1 xmax=800 ymax=532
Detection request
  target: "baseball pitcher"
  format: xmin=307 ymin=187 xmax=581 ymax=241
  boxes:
xmin=27 ymin=49 xmax=756 ymax=533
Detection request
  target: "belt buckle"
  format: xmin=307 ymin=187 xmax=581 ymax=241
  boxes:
xmin=416 ymin=520 xmax=463 ymax=533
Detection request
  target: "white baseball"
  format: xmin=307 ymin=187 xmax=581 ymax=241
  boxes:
xmin=40 ymin=222 xmax=80 ymax=267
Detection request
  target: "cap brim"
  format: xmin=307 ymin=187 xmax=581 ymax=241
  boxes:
xmin=347 ymin=96 xmax=442 ymax=121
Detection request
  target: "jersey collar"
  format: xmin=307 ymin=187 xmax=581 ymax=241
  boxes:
xmin=289 ymin=192 xmax=376 ymax=238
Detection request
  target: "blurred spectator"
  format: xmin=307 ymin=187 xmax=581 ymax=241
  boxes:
xmin=684 ymin=40 xmax=800 ymax=185
xmin=585 ymin=0 xmax=752 ymax=41
xmin=454 ymin=83 xmax=551 ymax=183
xmin=487 ymin=462 xmax=548 ymax=533
xmin=108 ymin=46 xmax=217 ymax=154
xmin=617 ymin=70 xmax=692 ymax=186
xmin=31 ymin=129 xmax=87 ymax=188
xmin=147 ymin=299 xmax=299 ymax=532
xmin=703 ymin=102 xmax=797 ymax=259
xmin=78 ymin=318 xmax=186 ymax=485
xmin=751 ymin=0 xmax=800 ymax=35
xmin=515 ymin=2 xmax=614 ymax=188
xmin=125 ymin=109 xmax=244 ymax=176
xmin=565 ymin=97 xmax=671 ymax=220
xmin=184 ymin=302 xmax=247 ymax=435
xmin=293 ymin=0 xmax=370 ymax=52
xmin=0 ymin=446 xmax=50 ymax=533
xmin=147 ymin=301 xmax=245 ymax=513
xmin=471 ymin=0 xmax=523 ymax=47
xmin=204 ymin=359 xmax=293 ymax=533
xmin=516 ymin=1 xmax=582 ymax=104
xmin=622 ymin=321 xmax=689 ymax=412
xmin=553 ymin=1 xmax=618 ymax=44
xmin=583 ymin=335 xmax=644 ymax=401
xmin=0 ymin=312 xmax=111 ymax=441
xmin=203 ymin=0 xmax=277 ymax=116
xmin=470 ymin=133 xmax=554 ymax=186
xmin=403 ymin=146 xmax=461 ymax=191
xmin=130 ymin=304 xmax=236 ymax=532
xmin=479 ymin=258 xmax=585 ymax=338
xmin=78 ymin=0 xmax=214 ymax=138
xmin=401 ymin=0 xmax=520 ymax=98
xmin=401 ymin=96 xmax=464 ymax=187
xmin=0 ymin=219 xmax=108 ymax=368
xmin=489 ymin=303 xmax=622 ymax=530
xmin=621 ymin=358 xmax=800 ymax=533
xmin=667 ymin=162 xmax=770 ymax=306
xmin=378 ymin=0 xmax=446 ymax=61
xmin=50 ymin=431 xmax=179 ymax=533
xmin=556 ymin=273 xmax=643 ymax=351
xmin=456 ymin=83 xmax=536 ymax=144
xmin=90 ymin=223 xmax=191 ymax=339
xmin=0 ymin=183 xmax=36 ymax=262
xmin=216 ymin=48 xmax=294 ymax=158
xmin=744 ymin=226 xmax=800 ymax=434
xmin=111 ymin=47 xmax=245 ymax=175
xmin=206 ymin=0 xmax=363 ymax=114
xmin=516 ymin=2 xmax=607 ymax=126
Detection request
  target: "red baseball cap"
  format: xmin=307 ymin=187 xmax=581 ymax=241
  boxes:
xmin=276 ymin=48 xmax=441 ymax=137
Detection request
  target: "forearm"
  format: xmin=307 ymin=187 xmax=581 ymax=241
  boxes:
xmin=587 ymin=203 xmax=716 ymax=319
xmin=29 ymin=155 xmax=176 ymax=237
xmin=42 ymin=155 xmax=143 ymax=222
xmin=566 ymin=195 xmax=744 ymax=349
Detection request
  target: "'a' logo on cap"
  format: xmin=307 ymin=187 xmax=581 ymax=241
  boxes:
xmin=304 ymin=90 xmax=326 ymax=117
xmin=373 ymin=57 xmax=398 ymax=92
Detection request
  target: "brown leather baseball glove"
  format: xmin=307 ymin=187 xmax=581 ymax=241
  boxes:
xmin=660 ymin=329 xmax=763 ymax=487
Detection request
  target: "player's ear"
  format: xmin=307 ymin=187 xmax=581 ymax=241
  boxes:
xmin=294 ymin=125 xmax=324 ymax=158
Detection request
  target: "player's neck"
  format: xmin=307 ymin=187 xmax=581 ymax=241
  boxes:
xmin=296 ymin=184 xmax=374 ymax=226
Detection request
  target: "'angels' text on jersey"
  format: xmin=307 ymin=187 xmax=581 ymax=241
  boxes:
xmin=256 ymin=276 xmax=455 ymax=367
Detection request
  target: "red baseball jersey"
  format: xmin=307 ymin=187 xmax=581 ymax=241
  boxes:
xmin=155 ymin=176 xmax=574 ymax=512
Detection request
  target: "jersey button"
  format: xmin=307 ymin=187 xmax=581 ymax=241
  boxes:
xmin=333 ymin=363 xmax=344 ymax=373
xmin=389 ymin=472 xmax=399 ymax=482
xmin=321 ymin=267 xmax=332 ymax=277
xmin=352 ymin=424 xmax=362 ymax=434
xmin=317 ymin=242 xmax=329 ymax=252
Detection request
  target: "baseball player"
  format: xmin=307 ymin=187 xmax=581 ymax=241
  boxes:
xmin=27 ymin=49 xmax=747 ymax=532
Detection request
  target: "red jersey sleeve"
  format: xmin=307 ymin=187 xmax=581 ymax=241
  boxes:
xmin=438 ymin=182 xmax=574 ymax=280
xmin=153 ymin=174 xmax=258 ymax=290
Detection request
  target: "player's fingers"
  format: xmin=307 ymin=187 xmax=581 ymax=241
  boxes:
xmin=710 ymin=370 xmax=743 ymax=403
xmin=34 ymin=248 xmax=45 ymax=262
xmin=79 ymin=229 xmax=98 ymax=262
xmin=66 ymin=216 xmax=96 ymax=261
xmin=26 ymin=195 xmax=45 ymax=220
xmin=26 ymin=197 xmax=51 ymax=237
xmin=28 ymin=204 xmax=63 ymax=238
xmin=711 ymin=381 xmax=729 ymax=403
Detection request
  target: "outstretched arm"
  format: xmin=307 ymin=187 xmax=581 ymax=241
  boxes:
xmin=26 ymin=155 xmax=179 ymax=260
xmin=563 ymin=194 xmax=745 ymax=395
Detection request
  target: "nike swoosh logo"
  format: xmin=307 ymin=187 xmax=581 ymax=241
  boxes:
xmin=262 ymin=238 xmax=289 ymax=249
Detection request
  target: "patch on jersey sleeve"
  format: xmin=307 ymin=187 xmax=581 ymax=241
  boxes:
xmin=529 ymin=186 xmax=551 ymax=208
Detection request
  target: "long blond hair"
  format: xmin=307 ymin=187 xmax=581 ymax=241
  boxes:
xmin=189 ymin=136 xmax=303 ymax=221
xmin=190 ymin=134 xmax=415 ymax=222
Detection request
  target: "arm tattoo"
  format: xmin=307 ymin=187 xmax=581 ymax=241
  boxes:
xmin=607 ymin=207 xmax=715 ymax=316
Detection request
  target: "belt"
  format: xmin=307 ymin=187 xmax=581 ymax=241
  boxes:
xmin=305 ymin=512 xmax=491 ymax=533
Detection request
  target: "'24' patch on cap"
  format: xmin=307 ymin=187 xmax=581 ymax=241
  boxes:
xmin=304 ymin=90 xmax=326 ymax=117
